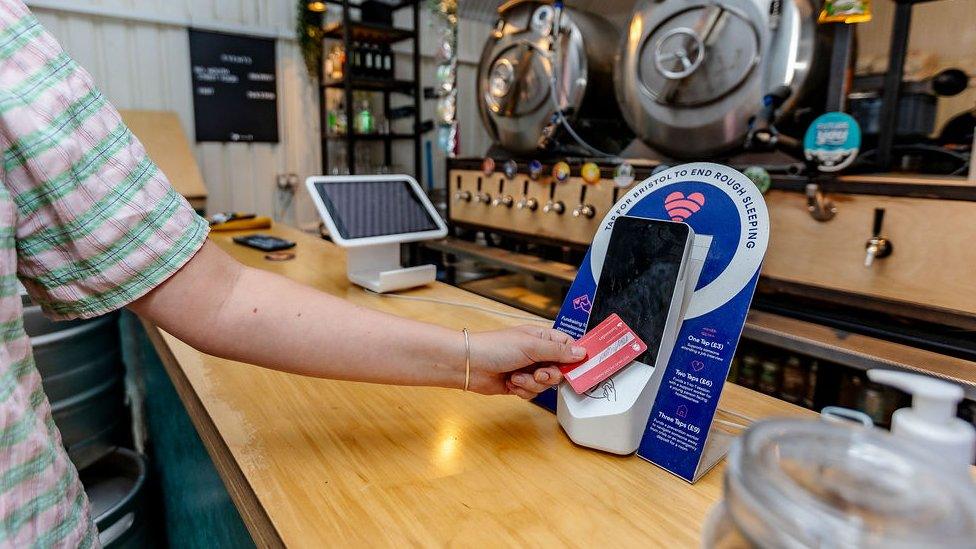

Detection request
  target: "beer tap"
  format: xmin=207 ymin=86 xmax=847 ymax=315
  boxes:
xmin=474 ymin=190 xmax=492 ymax=205
xmin=806 ymin=183 xmax=836 ymax=222
xmin=572 ymin=203 xmax=595 ymax=218
xmin=492 ymin=194 xmax=514 ymax=208
xmin=543 ymin=200 xmax=565 ymax=215
xmin=864 ymin=207 xmax=892 ymax=267
xmin=491 ymin=177 xmax=512 ymax=207
xmin=515 ymin=180 xmax=537 ymax=211
xmin=516 ymin=196 xmax=538 ymax=211
xmin=572 ymin=180 xmax=596 ymax=218
xmin=543 ymin=179 xmax=564 ymax=214
xmin=453 ymin=174 xmax=471 ymax=202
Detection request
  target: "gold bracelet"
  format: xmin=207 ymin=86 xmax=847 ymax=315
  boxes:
xmin=462 ymin=328 xmax=471 ymax=392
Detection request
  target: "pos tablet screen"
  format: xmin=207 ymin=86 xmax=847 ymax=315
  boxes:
xmin=587 ymin=216 xmax=691 ymax=367
xmin=309 ymin=176 xmax=444 ymax=243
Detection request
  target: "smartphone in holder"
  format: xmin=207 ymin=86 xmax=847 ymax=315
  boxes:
xmin=558 ymin=216 xmax=695 ymax=455
xmin=587 ymin=216 xmax=694 ymax=370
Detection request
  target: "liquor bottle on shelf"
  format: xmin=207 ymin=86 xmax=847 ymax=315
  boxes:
xmin=802 ymin=359 xmax=819 ymax=409
xmin=350 ymin=42 xmax=362 ymax=76
xmin=335 ymin=98 xmax=347 ymax=135
xmin=355 ymin=100 xmax=374 ymax=134
xmin=326 ymin=108 xmax=337 ymax=136
xmin=738 ymin=353 xmax=759 ymax=389
xmin=364 ymin=43 xmax=375 ymax=77
xmin=325 ymin=44 xmax=345 ymax=81
xmin=334 ymin=46 xmax=346 ymax=80
xmin=838 ymin=370 xmax=864 ymax=410
xmin=382 ymin=45 xmax=394 ymax=79
xmin=860 ymin=381 xmax=887 ymax=425
xmin=758 ymin=356 xmax=781 ymax=396
xmin=779 ymin=355 xmax=806 ymax=404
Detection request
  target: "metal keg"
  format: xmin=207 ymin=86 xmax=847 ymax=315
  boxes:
xmin=81 ymin=448 xmax=151 ymax=548
xmin=477 ymin=1 xmax=630 ymax=154
xmin=23 ymin=304 xmax=128 ymax=470
xmin=615 ymin=0 xmax=829 ymax=158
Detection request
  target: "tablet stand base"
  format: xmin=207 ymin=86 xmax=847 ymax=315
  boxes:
xmin=346 ymin=243 xmax=436 ymax=293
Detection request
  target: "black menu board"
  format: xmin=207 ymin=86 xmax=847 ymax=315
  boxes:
xmin=189 ymin=29 xmax=278 ymax=143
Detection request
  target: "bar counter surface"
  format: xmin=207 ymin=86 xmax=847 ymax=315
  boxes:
xmin=141 ymin=224 xmax=813 ymax=547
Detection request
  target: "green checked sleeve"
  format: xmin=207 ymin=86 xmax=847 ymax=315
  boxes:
xmin=1 ymin=10 xmax=209 ymax=320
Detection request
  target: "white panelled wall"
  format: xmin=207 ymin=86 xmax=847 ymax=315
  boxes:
xmin=24 ymin=0 xmax=494 ymax=226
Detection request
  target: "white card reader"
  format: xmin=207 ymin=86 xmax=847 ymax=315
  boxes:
xmin=306 ymin=175 xmax=447 ymax=293
xmin=558 ymin=218 xmax=711 ymax=455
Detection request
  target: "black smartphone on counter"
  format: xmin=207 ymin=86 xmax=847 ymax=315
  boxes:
xmin=232 ymin=234 xmax=296 ymax=252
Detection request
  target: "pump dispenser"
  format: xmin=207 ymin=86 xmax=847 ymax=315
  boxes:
xmin=866 ymin=369 xmax=975 ymax=473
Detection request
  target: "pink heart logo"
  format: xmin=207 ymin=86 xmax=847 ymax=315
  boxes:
xmin=691 ymin=360 xmax=705 ymax=372
xmin=664 ymin=191 xmax=706 ymax=222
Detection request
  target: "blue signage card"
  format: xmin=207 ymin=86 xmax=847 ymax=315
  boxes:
xmin=535 ymin=163 xmax=770 ymax=482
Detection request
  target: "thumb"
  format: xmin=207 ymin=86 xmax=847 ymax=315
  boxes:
xmin=523 ymin=337 xmax=586 ymax=364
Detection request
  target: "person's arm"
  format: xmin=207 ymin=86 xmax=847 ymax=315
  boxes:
xmin=129 ymin=242 xmax=583 ymax=398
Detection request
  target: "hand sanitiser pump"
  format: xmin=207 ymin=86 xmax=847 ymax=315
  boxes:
xmin=867 ymin=369 xmax=976 ymax=474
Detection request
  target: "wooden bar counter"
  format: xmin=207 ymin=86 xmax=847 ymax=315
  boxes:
xmin=142 ymin=224 xmax=813 ymax=548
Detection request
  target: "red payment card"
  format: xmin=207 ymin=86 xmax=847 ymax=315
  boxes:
xmin=558 ymin=313 xmax=647 ymax=394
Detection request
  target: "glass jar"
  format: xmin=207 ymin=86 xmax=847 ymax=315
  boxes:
xmin=702 ymin=419 xmax=976 ymax=548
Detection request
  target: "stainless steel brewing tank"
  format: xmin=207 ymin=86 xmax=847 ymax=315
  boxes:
xmin=477 ymin=1 xmax=626 ymax=154
xmin=615 ymin=0 xmax=824 ymax=158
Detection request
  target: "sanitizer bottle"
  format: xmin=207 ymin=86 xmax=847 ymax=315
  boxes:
xmin=867 ymin=369 xmax=976 ymax=474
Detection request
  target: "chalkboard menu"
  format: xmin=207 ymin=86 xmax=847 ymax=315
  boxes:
xmin=189 ymin=29 xmax=279 ymax=143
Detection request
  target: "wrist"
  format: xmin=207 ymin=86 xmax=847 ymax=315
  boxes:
xmin=425 ymin=326 xmax=468 ymax=390
xmin=461 ymin=328 xmax=471 ymax=391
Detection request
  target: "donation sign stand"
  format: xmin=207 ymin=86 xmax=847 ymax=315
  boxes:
xmin=535 ymin=163 xmax=770 ymax=482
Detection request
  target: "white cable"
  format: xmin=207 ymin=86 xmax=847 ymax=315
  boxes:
xmin=363 ymin=288 xmax=549 ymax=323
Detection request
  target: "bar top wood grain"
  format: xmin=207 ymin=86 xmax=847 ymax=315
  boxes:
xmin=143 ymin=224 xmax=813 ymax=548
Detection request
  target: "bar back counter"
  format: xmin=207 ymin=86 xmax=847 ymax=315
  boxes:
xmin=138 ymin=225 xmax=812 ymax=547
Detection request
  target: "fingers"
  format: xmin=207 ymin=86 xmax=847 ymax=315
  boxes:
xmin=505 ymin=379 xmax=538 ymax=400
xmin=509 ymin=370 xmax=553 ymax=394
xmin=515 ymin=326 xmax=575 ymax=346
xmin=522 ymin=334 xmax=586 ymax=364
xmin=505 ymin=366 xmax=564 ymax=400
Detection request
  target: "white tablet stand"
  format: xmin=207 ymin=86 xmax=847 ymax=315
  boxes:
xmin=306 ymin=175 xmax=448 ymax=294
xmin=346 ymin=243 xmax=437 ymax=293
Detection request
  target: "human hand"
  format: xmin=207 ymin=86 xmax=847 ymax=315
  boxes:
xmin=466 ymin=326 xmax=585 ymax=399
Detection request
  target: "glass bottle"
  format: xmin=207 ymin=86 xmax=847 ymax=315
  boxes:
xmin=335 ymin=99 xmax=347 ymax=135
xmin=355 ymin=100 xmax=373 ymax=134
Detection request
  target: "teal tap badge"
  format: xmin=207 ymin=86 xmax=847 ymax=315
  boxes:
xmin=804 ymin=112 xmax=861 ymax=172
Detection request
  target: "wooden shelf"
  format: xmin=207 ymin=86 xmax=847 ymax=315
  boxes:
xmin=425 ymin=237 xmax=579 ymax=284
xmin=743 ymin=310 xmax=976 ymax=399
xmin=459 ymin=274 xmax=564 ymax=320
xmin=323 ymin=21 xmax=414 ymax=45
xmin=770 ymin=172 xmax=976 ymax=202
xmin=322 ymin=77 xmax=415 ymax=93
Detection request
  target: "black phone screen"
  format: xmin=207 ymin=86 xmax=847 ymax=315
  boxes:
xmin=587 ymin=216 xmax=690 ymax=366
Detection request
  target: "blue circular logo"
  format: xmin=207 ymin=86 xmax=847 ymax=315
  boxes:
xmin=804 ymin=112 xmax=861 ymax=172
